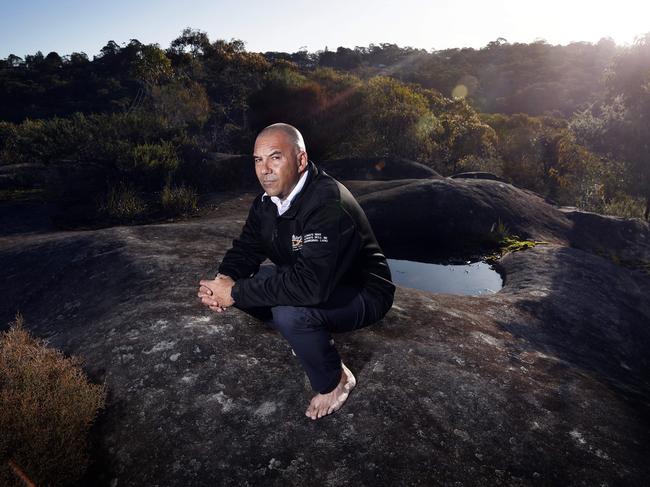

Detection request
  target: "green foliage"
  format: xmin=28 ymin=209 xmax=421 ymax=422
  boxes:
xmin=151 ymin=80 xmax=210 ymax=129
xmin=3 ymin=111 xmax=178 ymax=166
xmin=566 ymin=35 xmax=650 ymax=218
xmin=0 ymin=313 xmax=106 ymax=487
xmin=250 ymin=68 xmax=495 ymax=166
xmin=601 ymin=193 xmax=646 ymax=219
xmin=485 ymin=218 xmax=546 ymax=262
xmin=355 ymin=76 xmax=440 ymax=161
xmin=432 ymin=96 xmax=497 ymax=172
xmin=2 ymin=116 xmax=81 ymax=165
xmin=131 ymin=140 xmax=179 ymax=172
xmin=488 ymin=218 xmax=511 ymax=243
xmin=1 ymin=32 xmax=648 ymax=222
xmin=130 ymin=43 xmax=173 ymax=87
xmin=478 ymin=112 xmax=620 ymax=207
xmin=0 ymin=121 xmax=16 ymax=164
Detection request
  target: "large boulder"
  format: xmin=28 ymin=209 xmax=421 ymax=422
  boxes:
xmin=1 ymin=176 xmax=649 ymax=486
xmin=356 ymin=178 xmax=650 ymax=263
xmin=357 ymin=178 xmax=573 ymax=260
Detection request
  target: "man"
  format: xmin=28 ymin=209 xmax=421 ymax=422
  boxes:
xmin=198 ymin=123 xmax=394 ymax=420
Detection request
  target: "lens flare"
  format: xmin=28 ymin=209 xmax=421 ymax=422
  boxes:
xmin=452 ymin=84 xmax=468 ymax=99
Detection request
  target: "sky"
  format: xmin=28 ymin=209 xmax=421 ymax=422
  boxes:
xmin=1 ymin=0 xmax=649 ymax=59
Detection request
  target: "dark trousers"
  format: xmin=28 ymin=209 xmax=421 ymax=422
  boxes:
xmin=234 ymin=266 xmax=390 ymax=394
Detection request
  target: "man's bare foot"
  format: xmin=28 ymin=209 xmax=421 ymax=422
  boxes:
xmin=305 ymin=362 xmax=356 ymax=420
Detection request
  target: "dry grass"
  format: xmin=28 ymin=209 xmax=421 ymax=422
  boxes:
xmin=97 ymin=183 xmax=148 ymax=220
xmin=0 ymin=313 xmax=106 ymax=486
xmin=161 ymin=183 xmax=198 ymax=215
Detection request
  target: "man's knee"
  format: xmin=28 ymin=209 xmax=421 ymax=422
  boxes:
xmin=271 ymin=305 xmax=321 ymax=336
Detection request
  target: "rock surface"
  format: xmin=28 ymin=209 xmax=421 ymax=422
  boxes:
xmin=320 ymin=156 xmax=443 ymax=181
xmin=449 ymin=171 xmax=508 ymax=183
xmin=1 ymin=177 xmax=649 ymax=487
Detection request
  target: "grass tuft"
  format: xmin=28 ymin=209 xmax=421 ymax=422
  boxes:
xmin=97 ymin=183 xmax=147 ymax=221
xmin=485 ymin=218 xmax=547 ymax=262
xmin=161 ymin=183 xmax=198 ymax=216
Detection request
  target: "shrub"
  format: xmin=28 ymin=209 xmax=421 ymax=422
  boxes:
xmin=97 ymin=183 xmax=148 ymax=220
xmin=161 ymin=183 xmax=198 ymax=215
xmin=0 ymin=313 xmax=106 ymax=486
xmin=126 ymin=140 xmax=180 ymax=189
xmin=131 ymin=140 xmax=179 ymax=173
xmin=602 ymin=193 xmax=646 ymax=219
xmin=0 ymin=121 xmax=16 ymax=165
xmin=487 ymin=218 xmax=512 ymax=245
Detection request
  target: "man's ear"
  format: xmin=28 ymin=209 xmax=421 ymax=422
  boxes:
xmin=297 ymin=150 xmax=308 ymax=171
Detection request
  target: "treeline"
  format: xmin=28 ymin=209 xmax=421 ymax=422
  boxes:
xmin=0 ymin=35 xmax=621 ymax=121
xmin=0 ymin=28 xmax=648 ymax=221
xmin=267 ymin=38 xmax=619 ymax=117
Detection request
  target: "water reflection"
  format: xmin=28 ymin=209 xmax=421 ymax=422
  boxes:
xmin=387 ymin=258 xmax=502 ymax=295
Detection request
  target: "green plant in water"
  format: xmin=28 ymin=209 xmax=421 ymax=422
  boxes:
xmin=485 ymin=218 xmax=547 ymax=262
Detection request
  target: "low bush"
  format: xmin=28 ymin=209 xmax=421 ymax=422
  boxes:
xmin=0 ymin=314 xmax=106 ymax=486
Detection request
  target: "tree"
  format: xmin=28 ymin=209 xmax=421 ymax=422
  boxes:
xmin=169 ymin=27 xmax=211 ymax=57
xmin=576 ymin=33 xmax=650 ymax=219
xmin=129 ymin=43 xmax=173 ymax=89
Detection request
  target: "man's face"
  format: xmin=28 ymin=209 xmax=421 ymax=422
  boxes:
xmin=253 ymin=130 xmax=307 ymax=200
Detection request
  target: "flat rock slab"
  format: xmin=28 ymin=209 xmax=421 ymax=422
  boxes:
xmin=1 ymin=179 xmax=649 ymax=486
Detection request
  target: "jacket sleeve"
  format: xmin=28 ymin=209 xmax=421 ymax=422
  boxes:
xmin=231 ymin=200 xmax=360 ymax=307
xmin=217 ymin=198 xmax=266 ymax=280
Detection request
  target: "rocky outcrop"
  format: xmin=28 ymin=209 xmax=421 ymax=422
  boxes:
xmin=1 ymin=176 xmax=649 ymax=486
xmin=320 ymin=156 xmax=442 ymax=181
xmin=449 ymin=171 xmax=508 ymax=183
xmin=358 ymin=178 xmax=573 ymax=260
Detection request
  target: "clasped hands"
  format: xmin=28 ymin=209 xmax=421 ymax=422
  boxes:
xmin=198 ymin=273 xmax=235 ymax=313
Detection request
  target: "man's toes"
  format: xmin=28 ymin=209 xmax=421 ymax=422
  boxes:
xmin=305 ymin=403 xmax=315 ymax=418
xmin=306 ymin=399 xmax=320 ymax=419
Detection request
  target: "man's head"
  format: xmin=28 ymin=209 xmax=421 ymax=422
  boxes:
xmin=253 ymin=123 xmax=308 ymax=200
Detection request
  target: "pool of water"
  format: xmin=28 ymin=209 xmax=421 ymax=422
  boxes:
xmin=387 ymin=258 xmax=503 ymax=295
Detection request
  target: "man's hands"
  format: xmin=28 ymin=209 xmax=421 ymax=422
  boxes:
xmin=198 ymin=274 xmax=235 ymax=313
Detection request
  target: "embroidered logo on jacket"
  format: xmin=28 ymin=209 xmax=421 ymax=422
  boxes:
xmin=291 ymin=233 xmax=328 ymax=251
xmin=291 ymin=234 xmax=303 ymax=251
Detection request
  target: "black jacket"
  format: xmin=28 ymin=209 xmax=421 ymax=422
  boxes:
xmin=218 ymin=161 xmax=395 ymax=310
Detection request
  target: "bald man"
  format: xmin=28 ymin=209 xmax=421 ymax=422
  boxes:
xmin=198 ymin=123 xmax=394 ymax=420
